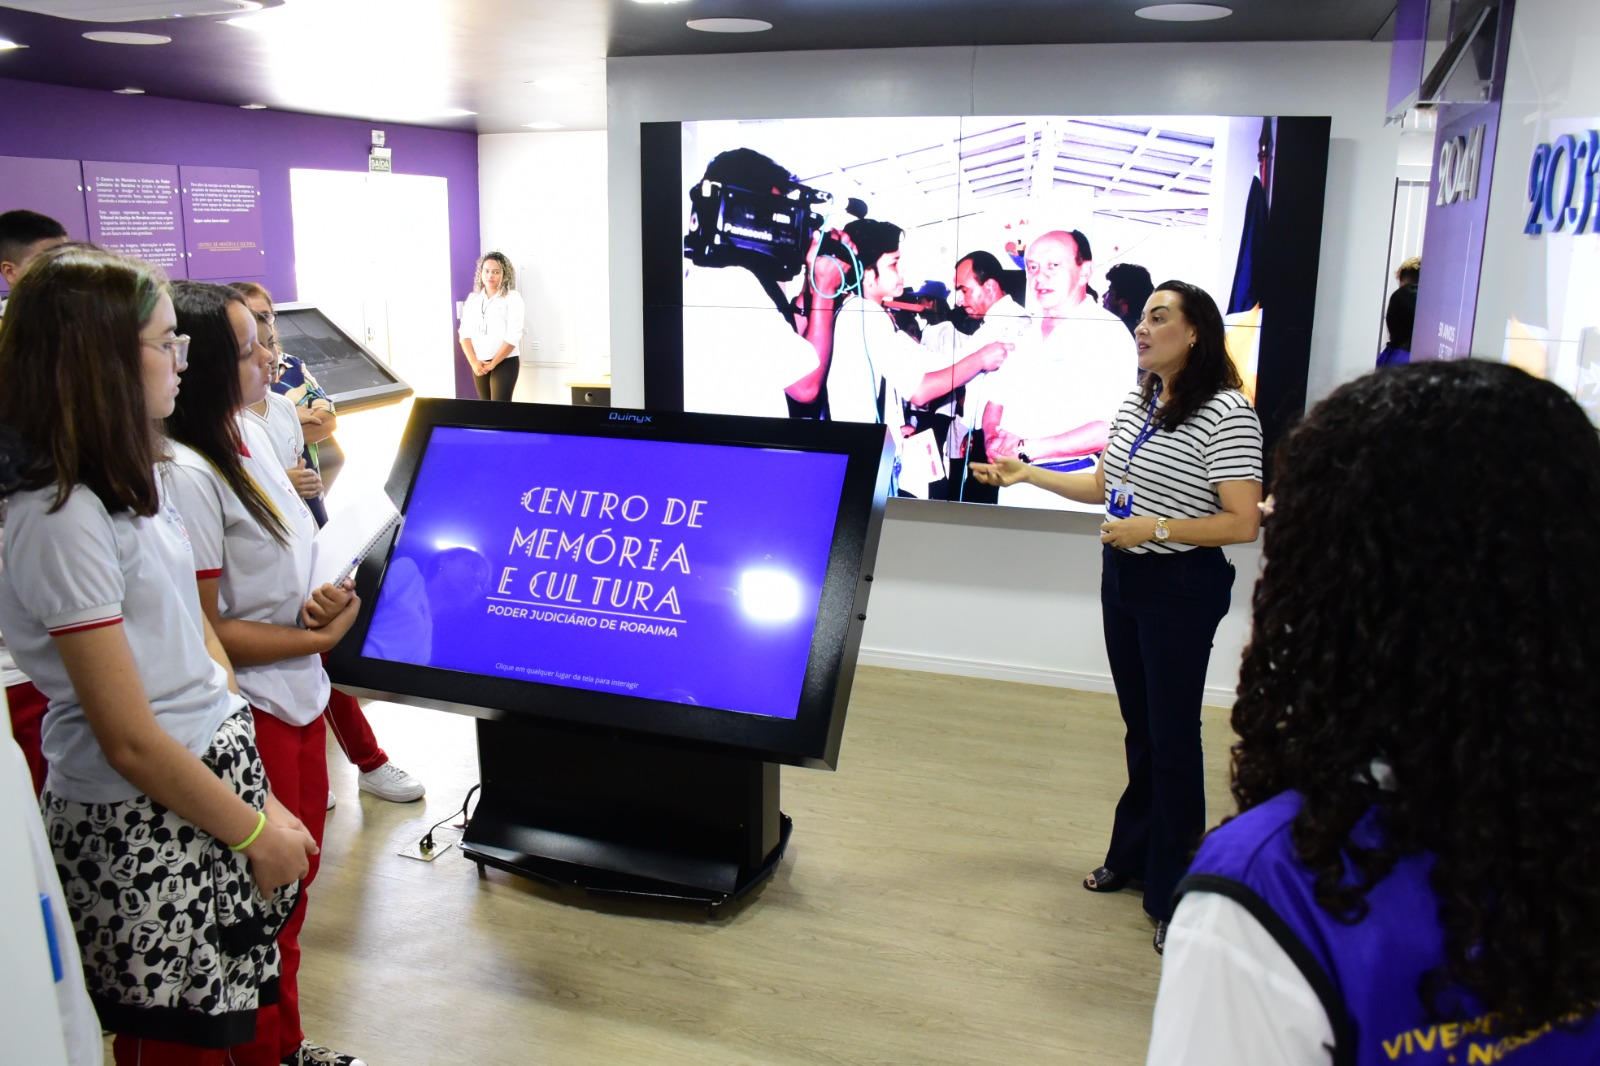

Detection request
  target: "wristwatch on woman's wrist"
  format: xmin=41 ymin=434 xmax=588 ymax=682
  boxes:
xmin=1154 ymin=517 xmax=1172 ymax=542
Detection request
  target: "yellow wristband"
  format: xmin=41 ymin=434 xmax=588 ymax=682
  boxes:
xmin=230 ymin=810 xmax=267 ymax=852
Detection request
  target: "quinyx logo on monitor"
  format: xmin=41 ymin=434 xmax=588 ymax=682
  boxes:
xmin=609 ymin=412 xmax=652 ymax=424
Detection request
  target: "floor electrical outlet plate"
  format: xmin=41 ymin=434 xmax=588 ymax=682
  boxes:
xmin=398 ymin=827 xmax=461 ymax=862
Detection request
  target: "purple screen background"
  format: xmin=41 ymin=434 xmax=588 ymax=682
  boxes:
xmin=361 ymin=428 xmax=850 ymax=720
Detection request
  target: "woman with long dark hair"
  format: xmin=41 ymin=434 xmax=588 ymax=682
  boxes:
xmin=1148 ymin=359 xmax=1600 ymax=1063
xmin=0 ymin=245 xmax=314 ymax=1064
xmin=970 ymin=280 xmax=1262 ymax=952
xmin=228 ymin=280 xmax=425 ymax=807
xmin=161 ymin=280 xmax=366 ymax=1066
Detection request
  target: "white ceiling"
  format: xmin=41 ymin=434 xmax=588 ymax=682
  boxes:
xmin=0 ymin=0 xmax=1401 ymax=134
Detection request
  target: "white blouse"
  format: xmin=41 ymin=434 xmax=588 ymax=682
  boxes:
xmin=459 ymin=288 xmax=526 ymax=362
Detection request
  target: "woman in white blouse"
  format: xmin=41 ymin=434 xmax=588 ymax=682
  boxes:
xmin=458 ymin=251 xmax=525 ymax=401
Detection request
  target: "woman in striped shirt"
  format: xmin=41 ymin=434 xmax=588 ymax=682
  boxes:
xmin=970 ymin=279 xmax=1262 ymax=953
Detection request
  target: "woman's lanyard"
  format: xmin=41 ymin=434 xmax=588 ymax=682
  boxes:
xmin=479 ymin=291 xmax=499 ymax=336
xmin=1108 ymin=382 xmax=1161 ymax=518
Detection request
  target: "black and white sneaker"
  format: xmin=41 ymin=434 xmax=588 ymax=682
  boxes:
xmin=281 ymin=1040 xmax=369 ymax=1066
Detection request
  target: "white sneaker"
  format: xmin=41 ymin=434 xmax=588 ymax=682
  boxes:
xmin=282 ymin=1040 xmax=367 ymax=1066
xmin=326 ymin=789 xmax=337 ymax=810
xmin=357 ymin=761 xmax=425 ymax=803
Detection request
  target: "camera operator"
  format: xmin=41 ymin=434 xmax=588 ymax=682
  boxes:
xmin=681 ymin=149 xmax=842 ymax=418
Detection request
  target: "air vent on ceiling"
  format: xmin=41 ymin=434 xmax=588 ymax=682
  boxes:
xmin=0 ymin=0 xmax=274 ymax=21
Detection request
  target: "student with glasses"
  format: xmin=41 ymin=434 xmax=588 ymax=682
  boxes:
xmin=229 ymin=282 xmax=345 ymax=506
xmin=228 ymin=281 xmax=425 ymax=809
xmin=0 ymin=244 xmax=315 ymax=1065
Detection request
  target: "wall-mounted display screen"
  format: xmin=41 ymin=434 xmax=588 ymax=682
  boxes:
xmin=640 ymin=114 xmax=1332 ymax=507
xmin=274 ymin=304 xmax=413 ymax=412
xmin=327 ymin=399 xmax=893 ymax=769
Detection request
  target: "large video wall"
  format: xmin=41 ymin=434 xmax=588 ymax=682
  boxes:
xmin=640 ymin=114 xmax=1331 ymax=511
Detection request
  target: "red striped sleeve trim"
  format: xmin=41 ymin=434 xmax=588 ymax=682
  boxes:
xmin=48 ymin=616 xmax=123 ymax=636
xmin=195 ymin=567 xmax=223 ymax=580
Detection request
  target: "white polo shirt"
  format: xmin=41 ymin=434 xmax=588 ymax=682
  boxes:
xmin=242 ymin=392 xmax=305 ymax=472
xmin=161 ymin=417 xmax=328 ymax=727
xmin=0 ymin=481 xmax=244 ymax=801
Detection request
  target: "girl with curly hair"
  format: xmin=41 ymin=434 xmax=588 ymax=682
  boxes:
xmin=1149 ymin=359 xmax=1600 ymax=1063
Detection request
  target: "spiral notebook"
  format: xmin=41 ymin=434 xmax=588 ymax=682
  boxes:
xmin=307 ymin=484 xmax=402 ymax=596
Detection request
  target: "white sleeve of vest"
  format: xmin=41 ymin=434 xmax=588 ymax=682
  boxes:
xmin=1146 ymin=892 xmax=1335 ymax=1066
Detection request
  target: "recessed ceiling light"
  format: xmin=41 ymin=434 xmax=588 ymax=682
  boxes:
xmin=113 ymin=87 xmax=146 ymax=95
xmin=241 ymin=102 xmax=267 ymax=109
xmin=0 ymin=38 xmax=27 ymax=51
xmin=439 ymin=108 xmax=477 ymax=117
xmin=686 ymin=17 xmax=772 ymax=32
xmin=528 ymin=76 xmax=583 ymax=92
xmin=523 ymin=121 xmax=566 ymax=130
xmin=1134 ymin=4 xmax=1233 ymax=21
xmin=633 ymin=0 xmax=689 ymax=5
xmin=82 ymin=31 xmax=173 ymax=44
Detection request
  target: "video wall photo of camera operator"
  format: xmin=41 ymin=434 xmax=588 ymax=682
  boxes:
xmin=677 ymin=116 xmax=1271 ymax=510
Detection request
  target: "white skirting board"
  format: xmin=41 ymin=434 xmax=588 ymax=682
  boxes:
xmin=856 ymin=647 xmax=1239 ymax=709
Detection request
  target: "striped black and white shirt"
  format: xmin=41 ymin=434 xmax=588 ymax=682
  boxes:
xmin=1101 ymin=386 xmax=1262 ymax=555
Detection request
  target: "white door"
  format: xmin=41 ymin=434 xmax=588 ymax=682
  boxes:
xmin=289 ymin=169 xmax=456 ymax=399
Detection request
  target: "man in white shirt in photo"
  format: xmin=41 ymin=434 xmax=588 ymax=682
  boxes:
xmin=968 ymin=228 xmax=1138 ymax=510
xmin=953 ymin=250 xmax=1028 ymax=346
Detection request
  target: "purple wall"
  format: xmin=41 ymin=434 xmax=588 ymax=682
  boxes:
xmin=0 ymin=77 xmax=479 ymax=398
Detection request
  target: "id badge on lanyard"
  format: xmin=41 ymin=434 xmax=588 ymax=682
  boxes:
xmin=1108 ymin=481 xmax=1135 ymax=518
xmin=1110 ymin=388 xmax=1160 ymax=520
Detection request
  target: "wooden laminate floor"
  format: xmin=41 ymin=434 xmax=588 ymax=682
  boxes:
xmin=296 ymin=668 xmax=1236 ymax=1065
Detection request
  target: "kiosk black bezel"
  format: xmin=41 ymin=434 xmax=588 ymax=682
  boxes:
xmin=326 ymin=399 xmax=893 ymax=771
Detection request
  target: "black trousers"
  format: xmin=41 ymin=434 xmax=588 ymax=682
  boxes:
xmin=1099 ymin=544 xmax=1234 ymax=921
xmin=473 ymin=357 xmax=520 ymax=401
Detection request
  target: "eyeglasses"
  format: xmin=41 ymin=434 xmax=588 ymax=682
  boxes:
xmin=253 ymin=309 xmax=276 ymax=325
xmin=143 ymin=334 xmax=191 ymax=370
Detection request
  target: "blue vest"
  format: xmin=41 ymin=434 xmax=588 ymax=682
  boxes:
xmin=1178 ymin=791 xmax=1598 ymax=1066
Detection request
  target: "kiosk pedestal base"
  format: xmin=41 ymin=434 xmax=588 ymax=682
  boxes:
xmin=461 ymin=718 xmax=789 ymax=913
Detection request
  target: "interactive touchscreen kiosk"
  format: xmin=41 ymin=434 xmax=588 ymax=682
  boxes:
xmin=273 ymin=304 xmax=413 ymax=412
xmin=327 ymin=399 xmax=893 ymax=906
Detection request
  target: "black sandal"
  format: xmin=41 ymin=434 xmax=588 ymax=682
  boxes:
xmin=1082 ymin=866 xmax=1134 ymax=893
xmin=1154 ymin=920 xmax=1168 ymax=955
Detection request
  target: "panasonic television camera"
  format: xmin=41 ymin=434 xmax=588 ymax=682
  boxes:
xmin=685 ymin=150 xmax=832 ymax=280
